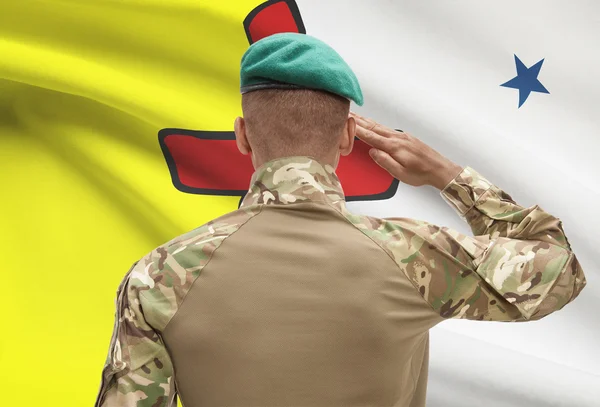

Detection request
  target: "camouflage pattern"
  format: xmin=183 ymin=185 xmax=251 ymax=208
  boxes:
xmin=239 ymin=156 xmax=586 ymax=321
xmin=435 ymin=166 xmax=587 ymax=319
xmin=440 ymin=166 xmax=573 ymax=248
xmin=95 ymin=206 xmax=262 ymax=407
xmin=96 ymin=155 xmax=586 ymax=405
xmin=239 ymin=156 xmax=346 ymax=210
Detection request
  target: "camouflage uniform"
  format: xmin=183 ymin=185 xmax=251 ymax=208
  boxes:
xmin=95 ymin=155 xmax=586 ymax=407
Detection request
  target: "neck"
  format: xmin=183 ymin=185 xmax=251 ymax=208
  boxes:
xmin=239 ymin=155 xmax=347 ymax=211
xmin=253 ymin=150 xmax=339 ymax=170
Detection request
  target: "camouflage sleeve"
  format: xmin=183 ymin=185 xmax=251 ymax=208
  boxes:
xmin=440 ymin=166 xmax=573 ymax=246
xmin=381 ymin=166 xmax=586 ymax=322
xmin=95 ymin=261 xmax=177 ymax=407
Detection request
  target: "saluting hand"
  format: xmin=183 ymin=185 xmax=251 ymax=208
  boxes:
xmin=350 ymin=112 xmax=463 ymax=190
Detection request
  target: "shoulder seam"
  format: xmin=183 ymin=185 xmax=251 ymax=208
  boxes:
xmin=153 ymin=204 xmax=265 ymax=333
xmin=324 ymin=202 xmax=446 ymax=317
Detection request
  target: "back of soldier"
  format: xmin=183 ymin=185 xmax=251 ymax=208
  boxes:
xmin=94 ymin=32 xmax=586 ymax=407
xmin=163 ymin=197 xmax=436 ymax=407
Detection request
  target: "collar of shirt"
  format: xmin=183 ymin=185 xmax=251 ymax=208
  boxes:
xmin=239 ymin=155 xmax=347 ymax=211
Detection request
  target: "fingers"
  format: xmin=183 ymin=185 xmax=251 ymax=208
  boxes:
xmin=369 ymin=148 xmax=406 ymax=179
xmin=352 ymin=113 xmax=379 ymax=131
xmin=351 ymin=112 xmax=388 ymax=137
xmin=350 ymin=111 xmax=408 ymax=140
xmin=355 ymin=123 xmax=405 ymax=153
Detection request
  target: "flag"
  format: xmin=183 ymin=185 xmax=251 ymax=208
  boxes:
xmin=0 ymin=1 xmax=598 ymax=406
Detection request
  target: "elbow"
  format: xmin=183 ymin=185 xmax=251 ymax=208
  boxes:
xmin=527 ymin=252 xmax=587 ymax=321
xmin=562 ymin=253 xmax=587 ymax=304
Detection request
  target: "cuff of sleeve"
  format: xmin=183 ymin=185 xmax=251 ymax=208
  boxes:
xmin=440 ymin=166 xmax=493 ymax=217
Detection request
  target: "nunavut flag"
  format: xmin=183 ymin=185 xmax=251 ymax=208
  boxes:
xmin=0 ymin=1 xmax=598 ymax=407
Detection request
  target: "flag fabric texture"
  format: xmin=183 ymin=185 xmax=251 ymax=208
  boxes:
xmin=0 ymin=1 xmax=598 ymax=407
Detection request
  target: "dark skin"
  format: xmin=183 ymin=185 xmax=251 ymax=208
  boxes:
xmin=234 ymin=112 xmax=463 ymax=191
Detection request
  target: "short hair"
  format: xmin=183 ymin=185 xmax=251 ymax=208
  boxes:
xmin=241 ymin=88 xmax=351 ymax=161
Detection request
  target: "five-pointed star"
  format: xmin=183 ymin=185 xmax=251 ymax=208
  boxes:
xmin=501 ymin=54 xmax=550 ymax=108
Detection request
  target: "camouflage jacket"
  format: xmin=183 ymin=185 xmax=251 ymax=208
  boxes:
xmin=95 ymin=155 xmax=586 ymax=407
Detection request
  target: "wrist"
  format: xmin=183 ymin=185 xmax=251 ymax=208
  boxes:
xmin=430 ymin=162 xmax=463 ymax=190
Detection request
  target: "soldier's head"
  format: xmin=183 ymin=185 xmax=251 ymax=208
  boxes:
xmin=236 ymin=33 xmax=363 ymax=169
xmin=234 ymin=88 xmax=356 ymax=169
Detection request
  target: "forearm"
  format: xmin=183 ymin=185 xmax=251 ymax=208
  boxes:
xmin=439 ymin=166 xmax=572 ymax=249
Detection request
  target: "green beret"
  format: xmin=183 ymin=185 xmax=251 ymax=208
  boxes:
xmin=240 ymin=32 xmax=364 ymax=106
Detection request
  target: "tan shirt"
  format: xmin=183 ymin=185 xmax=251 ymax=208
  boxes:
xmin=95 ymin=155 xmax=587 ymax=407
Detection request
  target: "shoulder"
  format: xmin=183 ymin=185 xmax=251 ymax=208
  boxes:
xmin=158 ymin=204 xmax=263 ymax=258
xmin=339 ymin=208 xmax=426 ymax=252
xmin=337 ymin=209 xmax=425 ymax=263
xmin=339 ymin=208 xmax=486 ymax=265
xmin=336 ymin=209 xmax=488 ymax=300
xmin=124 ymin=205 xmax=263 ymax=330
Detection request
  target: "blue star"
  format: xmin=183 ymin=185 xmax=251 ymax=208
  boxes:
xmin=501 ymin=55 xmax=549 ymax=108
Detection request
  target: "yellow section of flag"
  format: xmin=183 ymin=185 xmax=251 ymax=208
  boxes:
xmin=0 ymin=1 xmax=262 ymax=405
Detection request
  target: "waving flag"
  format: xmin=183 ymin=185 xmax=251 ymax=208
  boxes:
xmin=0 ymin=1 xmax=597 ymax=407
xmin=159 ymin=1 xmax=397 ymax=204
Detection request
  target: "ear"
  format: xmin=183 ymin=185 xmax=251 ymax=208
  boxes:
xmin=234 ymin=116 xmax=251 ymax=155
xmin=339 ymin=115 xmax=356 ymax=156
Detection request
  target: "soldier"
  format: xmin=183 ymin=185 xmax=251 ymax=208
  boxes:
xmin=95 ymin=33 xmax=587 ymax=407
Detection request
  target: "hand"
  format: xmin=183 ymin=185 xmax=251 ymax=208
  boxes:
xmin=350 ymin=112 xmax=463 ymax=190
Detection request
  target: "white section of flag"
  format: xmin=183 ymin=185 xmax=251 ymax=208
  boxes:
xmin=299 ymin=1 xmax=600 ymax=405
